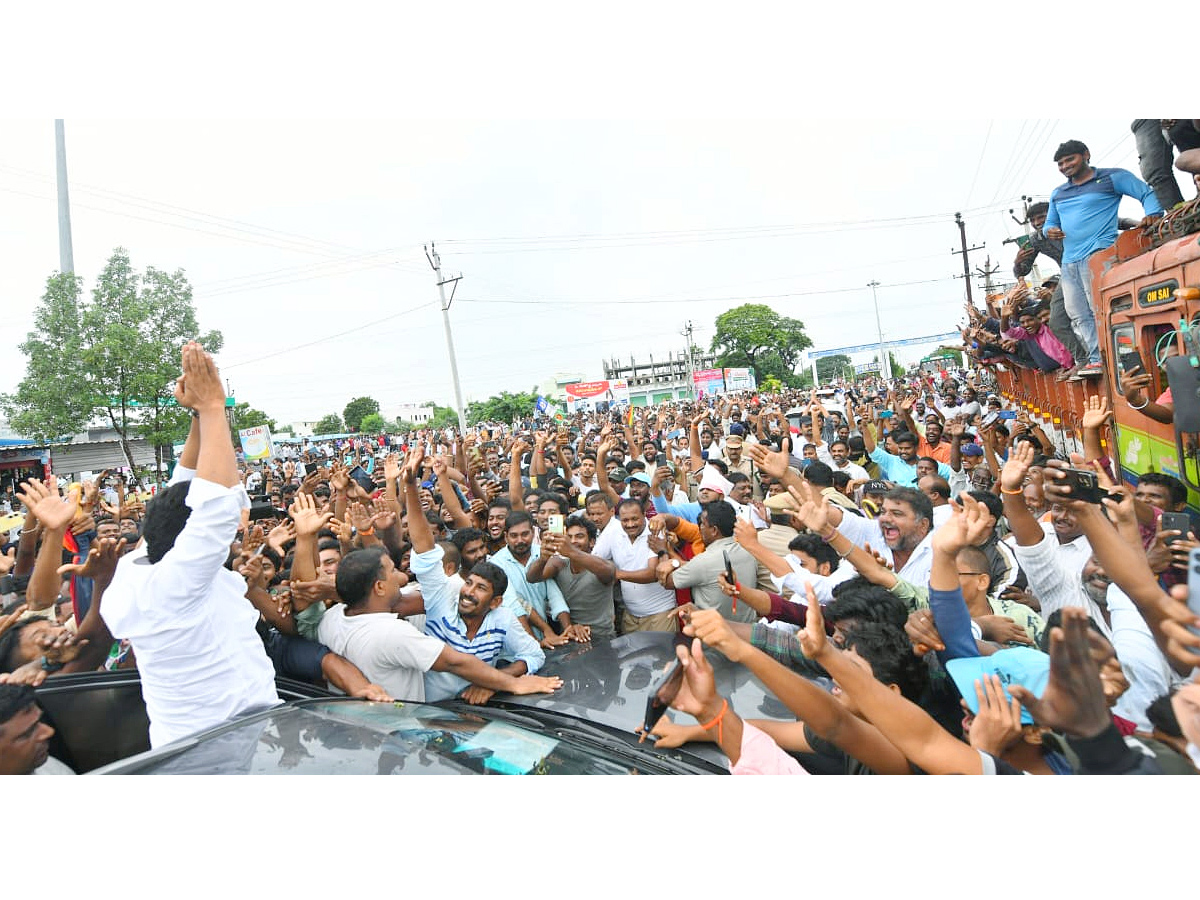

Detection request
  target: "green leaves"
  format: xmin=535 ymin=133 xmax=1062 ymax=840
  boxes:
xmin=2 ymin=249 xmax=222 ymax=477
xmin=709 ymin=303 xmax=812 ymax=387
xmin=342 ymin=396 xmax=381 ymax=432
xmin=465 ymin=390 xmax=538 ymax=426
xmin=314 ymin=414 xmax=344 ymax=434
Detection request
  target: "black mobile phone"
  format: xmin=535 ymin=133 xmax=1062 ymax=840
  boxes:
xmin=769 ymin=510 xmax=794 ymax=526
xmin=1161 ymin=511 xmax=1192 ymax=544
xmin=655 ymin=452 xmax=669 ymax=468
xmin=1058 ymin=468 xmax=1112 ymax=504
xmin=1119 ymin=349 xmax=1145 ymax=374
xmin=347 ymin=465 xmax=374 ymax=494
xmin=723 ymin=549 xmax=735 ymax=585
xmin=642 ymin=654 xmax=687 ymax=737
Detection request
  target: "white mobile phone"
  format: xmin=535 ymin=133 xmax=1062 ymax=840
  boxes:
xmin=547 ymin=514 xmax=565 ymax=535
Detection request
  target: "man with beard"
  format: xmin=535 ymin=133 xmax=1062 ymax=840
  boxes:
xmin=490 ymin=510 xmax=573 ymax=647
xmin=483 ymin=498 xmax=511 ymax=555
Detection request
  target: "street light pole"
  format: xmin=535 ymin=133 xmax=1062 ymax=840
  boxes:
xmin=869 ymin=280 xmax=888 ymax=379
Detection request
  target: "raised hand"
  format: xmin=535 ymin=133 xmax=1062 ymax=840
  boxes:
xmin=1080 ymin=394 xmax=1111 ymax=431
xmin=266 ymin=520 xmax=296 ymax=553
xmin=746 ymin=438 xmax=792 ymax=480
xmin=998 ymin=438 xmax=1036 ymax=493
xmin=370 ymin=499 xmax=397 ymax=531
xmin=239 ymin=554 xmax=271 ymax=592
xmin=1007 ymin=608 xmax=1111 ymax=738
xmin=383 ymin=453 xmax=402 ymax=483
xmin=57 ymin=537 xmax=127 ymax=590
xmin=347 ymin=501 xmax=374 ymax=534
xmin=796 ymin=582 xmax=829 ymax=660
xmin=905 ymin=608 xmax=944 ymax=655
xmin=16 ymin=479 xmax=78 ymax=532
xmin=176 ymin=342 xmax=225 ymax=412
xmin=967 ymin=674 xmax=1025 ymax=755
xmin=290 ymin=491 xmax=333 ymax=536
xmin=684 ymin=608 xmax=746 ymax=662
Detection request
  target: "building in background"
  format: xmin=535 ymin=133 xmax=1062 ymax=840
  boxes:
xmin=387 ymin=402 xmax=435 ymax=426
xmin=601 ymin=351 xmax=725 ymax=406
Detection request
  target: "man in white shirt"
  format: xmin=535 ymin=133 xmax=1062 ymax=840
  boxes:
xmin=595 ymin=498 xmax=678 ymax=633
xmin=815 ymin=439 xmax=870 ymax=483
xmin=101 ymin=344 xmax=281 ymax=750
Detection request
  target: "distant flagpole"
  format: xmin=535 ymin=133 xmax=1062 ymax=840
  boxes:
xmin=55 ymin=119 xmax=75 ymax=274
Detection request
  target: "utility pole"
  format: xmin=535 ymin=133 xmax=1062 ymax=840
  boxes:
xmin=952 ymin=212 xmax=985 ymax=307
xmin=868 ymin=280 xmax=889 ymax=380
xmin=681 ymin=320 xmax=696 ymax=400
xmin=424 ymin=243 xmax=467 ymax=435
xmin=54 ymin=119 xmax=75 ymax=275
xmin=974 ymin=256 xmax=1001 ymax=297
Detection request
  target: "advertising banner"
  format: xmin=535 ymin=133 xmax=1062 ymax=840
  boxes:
xmin=692 ymin=368 xmax=725 ymax=396
xmin=722 ymin=367 xmax=756 ymax=392
xmin=239 ymin=425 xmax=274 ymax=461
xmin=564 ymin=379 xmax=630 ymax=413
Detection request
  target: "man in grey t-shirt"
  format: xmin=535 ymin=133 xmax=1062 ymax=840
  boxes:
xmin=526 ymin=515 xmax=617 ymax=640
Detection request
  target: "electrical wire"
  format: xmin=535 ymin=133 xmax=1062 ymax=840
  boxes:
xmin=964 ymin=119 xmax=994 ymax=209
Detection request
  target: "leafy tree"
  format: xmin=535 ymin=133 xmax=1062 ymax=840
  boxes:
xmin=759 ymin=375 xmax=785 ymax=394
xmin=4 ymin=249 xmax=221 ymax=483
xmin=466 ymin=390 xmax=538 ymax=425
xmin=3 ymin=272 xmax=91 ymax=442
xmin=314 ymin=413 xmax=344 ymax=434
xmin=796 ymin=353 xmax=855 ymax=389
xmin=710 ymin=304 xmax=811 ymax=385
xmin=343 ymin=396 xmax=380 ymax=432
xmin=360 ymin=412 xmax=387 ymax=434
xmin=429 ymin=404 xmax=461 ymax=431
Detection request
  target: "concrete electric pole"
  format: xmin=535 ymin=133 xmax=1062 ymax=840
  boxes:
xmin=424 ymin=243 xmax=468 ymax=435
xmin=55 ymin=119 xmax=75 ymax=275
xmin=952 ymin=212 xmax=985 ymax=307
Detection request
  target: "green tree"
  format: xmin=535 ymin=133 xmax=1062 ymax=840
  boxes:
xmin=710 ymin=304 xmax=811 ymax=385
xmin=796 ymin=353 xmax=855 ymax=389
xmin=429 ymin=404 xmax=460 ymax=431
xmin=314 ymin=413 xmax=344 ymax=434
xmin=466 ymin=390 xmax=538 ymax=425
xmin=342 ymin=396 xmax=380 ymax=432
xmin=360 ymin=412 xmax=387 ymax=434
xmin=4 ymin=249 xmax=221 ymax=483
xmin=3 ymin=272 xmax=91 ymax=442
xmin=759 ymin=375 xmax=785 ymax=393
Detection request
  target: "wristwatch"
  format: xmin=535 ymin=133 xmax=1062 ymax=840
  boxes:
xmin=669 ymin=559 xmax=680 ymax=570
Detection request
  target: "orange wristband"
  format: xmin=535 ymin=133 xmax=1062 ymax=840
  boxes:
xmin=358 ymin=526 xmax=375 ymax=536
xmin=999 ymin=486 xmax=1023 ymax=496
xmin=700 ymin=698 xmax=729 ymax=747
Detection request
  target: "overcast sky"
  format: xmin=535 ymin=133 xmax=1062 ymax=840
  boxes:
xmin=1 ymin=117 xmax=1181 ymax=425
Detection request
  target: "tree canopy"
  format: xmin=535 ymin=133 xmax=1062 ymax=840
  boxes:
xmin=359 ymin=412 xmax=387 ymax=434
xmin=466 ymin=390 xmax=538 ymax=425
xmin=343 ymin=396 xmax=381 ymax=432
xmin=314 ymin=413 xmax=344 ymax=434
xmin=710 ymin=304 xmax=811 ymax=386
xmin=3 ymin=249 xmax=222 ymax=481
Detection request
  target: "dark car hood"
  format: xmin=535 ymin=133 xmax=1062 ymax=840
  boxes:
xmin=497 ymin=632 xmax=794 ymax=768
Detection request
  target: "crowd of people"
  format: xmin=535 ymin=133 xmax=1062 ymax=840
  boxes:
xmin=954 ymin=130 xmax=1200 ymax=385
xmin=4 ymin=132 xmax=1200 ymax=776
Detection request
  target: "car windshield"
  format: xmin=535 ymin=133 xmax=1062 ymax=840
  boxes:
xmin=118 ymin=699 xmax=670 ymax=775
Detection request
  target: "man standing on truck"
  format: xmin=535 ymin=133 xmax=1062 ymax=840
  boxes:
xmin=1042 ymin=140 xmax=1164 ymax=380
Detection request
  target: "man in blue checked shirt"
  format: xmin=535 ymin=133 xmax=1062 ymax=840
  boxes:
xmin=405 ymin=488 xmax=546 ymax=705
xmin=1042 ymin=139 xmax=1163 ymax=378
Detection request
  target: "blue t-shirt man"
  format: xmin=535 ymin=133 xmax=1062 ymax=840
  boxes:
xmin=1043 ymin=146 xmax=1163 ymax=264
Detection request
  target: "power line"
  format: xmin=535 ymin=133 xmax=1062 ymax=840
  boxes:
xmin=454 ymin=276 xmax=957 ymax=308
xmin=220 ymin=300 xmax=437 ymax=370
xmin=964 ymin=119 xmax=994 ymax=209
